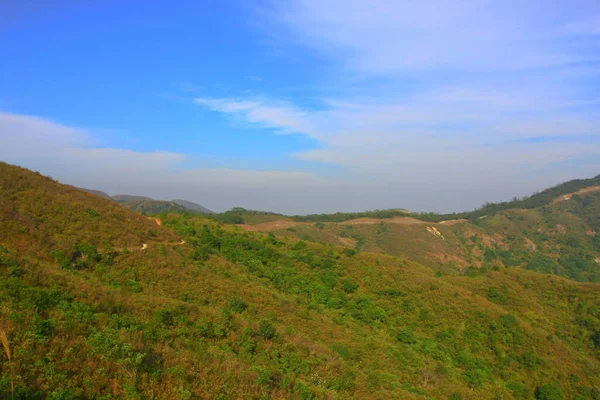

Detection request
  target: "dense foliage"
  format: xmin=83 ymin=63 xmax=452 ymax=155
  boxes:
xmin=114 ymin=199 xmax=191 ymax=215
xmin=1 ymin=162 xmax=599 ymax=399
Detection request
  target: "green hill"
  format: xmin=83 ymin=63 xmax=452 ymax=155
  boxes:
xmin=287 ymin=174 xmax=600 ymax=224
xmin=171 ymin=199 xmax=214 ymax=214
xmin=114 ymin=199 xmax=191 ymax=215
xmin=1 ymin=162 xmax=599 ymax=399
xmin=77 ymin=191 xmax=215 ymax=215
xmin=251 ymin=182 xmax=600 ymax=283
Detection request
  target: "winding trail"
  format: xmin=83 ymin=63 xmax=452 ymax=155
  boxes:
xmin=238 ymin=216 xmax=467 ymax=232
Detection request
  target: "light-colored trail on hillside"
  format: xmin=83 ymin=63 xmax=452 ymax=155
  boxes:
xmin=238 ymin=216 xmax=467 ymax=232
xmin=340 ymin=217 xmax=426 ymax=225
xmin=552 ymin=186 xmax=600 ymax=204
xmin=439 ymin=219 xmax=468 ymax=226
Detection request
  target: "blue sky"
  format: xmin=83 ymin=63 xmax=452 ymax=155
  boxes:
xmin=1 ymin=0 xmax=599 ymax=213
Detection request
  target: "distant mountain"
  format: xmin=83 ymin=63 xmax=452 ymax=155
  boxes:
xmin=79 ymin=188 xmax=112 ymax=200
xmin=112 ymin=194 xmax=154 ymax=202
xmin=116 ymin=199 xmax=190 ymax=215
xmin=77 ymin=191 xmax=213 ymax=215
xmin=172 ymin=199 xmax=214 ymax=214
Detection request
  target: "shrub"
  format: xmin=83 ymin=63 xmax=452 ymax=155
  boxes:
xmin=396 ymin=328 xmax=417 ymax=344
xmin=535 ymin=383 xmax=564 ymax=400
xmin=258 ymin=320 xmax=276 ymax=340
xmin=344 ymin=248 xmax=357 ymax=257
xmin=229 ymin=296 xmax=248 ymax=313
xmin=36 ymin=319 xmax=55 ymax=337
xmin=127 ymin=279 xmax=143 ymax=293
xmin=592 ymin=331 xmax=600 ymax=349
xmin=341 ymin=279 xmax=359 ymax=293
xmin=155 ymin=308 xmax=175 ymax=327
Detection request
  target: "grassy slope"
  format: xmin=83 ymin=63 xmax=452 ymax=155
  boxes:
xmin=0 ymin=162 xmax=176 ymax=256
xmin=0 ymin=163 xmax=599 ymax=399
xmin=115 ymin=199 xmax=191 ymax=215
xmin=263 ymin=192 xmax=600 ymax=282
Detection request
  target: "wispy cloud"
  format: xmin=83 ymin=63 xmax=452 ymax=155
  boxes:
xmin=269 ymin=0 xmax=600 ymax=73
xmin=195 ymin=97 xmax=315 ymax=135
xmin=189 ymin=0 xmax=600 ymax=211
xmin=3 ymin=1 xmax=600 ymax=214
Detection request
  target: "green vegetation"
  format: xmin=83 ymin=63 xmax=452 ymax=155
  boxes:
xmin=205 ymin=207 xmax=287 ymax=225
xmin=114 ymin=199 xmax=191 ymax=215
xmin=1 ymin=162 xmax=600 ymax=399
xmin=258 ymin=187 xmax=600 ymax=283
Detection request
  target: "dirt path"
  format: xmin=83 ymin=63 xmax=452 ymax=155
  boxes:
xmin=238 ymin=215 xmax=468 ymax=232
xmin=117 ymin=239 xmax=185 ymax=253
xmin=439 ymin=219 xmax=468 ymax=226
xmin=238 ymin=220 xmax=308 ymax=231
xmin=340 ymin=217 xmax=426 ymax=225
xmin=552 ymin=186 xmax=600 ymax=204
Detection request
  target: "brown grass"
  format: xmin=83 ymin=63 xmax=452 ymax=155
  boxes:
xmin=0 ymin=327 xmax=14 ymax=398
xmin=0 ymin=329 xmax=9 ymax=361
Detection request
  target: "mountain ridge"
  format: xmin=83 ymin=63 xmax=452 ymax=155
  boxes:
xmin=76 ymin=187 xmax=214 ymax=214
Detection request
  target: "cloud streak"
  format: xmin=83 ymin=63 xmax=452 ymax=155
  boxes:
xmin=269 ymin=0 xmax=600 ymax=73
xmin=195 ymin=97 xmax=315 ymax=136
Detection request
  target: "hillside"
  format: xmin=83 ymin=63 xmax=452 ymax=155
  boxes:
xmin=244 ymin=183 xmax=600 ymax=283
xmin=78 ymin=190 xmax=214 ymax=215
xmin=114 ymin=199 xmax=191 ymax=215
xmin=172 ymin=199 xmax=214 ymax=214
xmin=1 ymin=162 xmax=600 ymax=399
xmin=112 ymin=194 xmax=154 ymax=202
xmin=79 ymin=188 xmax=112 ymax=200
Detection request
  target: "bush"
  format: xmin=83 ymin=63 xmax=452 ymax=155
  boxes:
xmin=229 ymin=296 xmax=248 ymax=313
xmin=396 ymin=328 xmax=417 ymax=344
xmin=155 ymin=308 xmax=175 ymax=327
xmin=535 ymin=383 xmax=564 ymax=400
xmin=36 ymin=319 xmax=55 ymax=337
xmin=592 ymin=331 xmax=600 ymax=349
xmin=258 ymin=320 xmax=276 ymax=340
xmin=344 ymin=248 xmax=357 ymax=257
xmin=341 ymin=279 xmax=359 ymax=293
xmin=127 ymin=279 xmax=143 ymax=293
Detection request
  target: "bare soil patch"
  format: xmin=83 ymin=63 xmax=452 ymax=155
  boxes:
xmin=552 ymin=186 xmax=600 ymax=204
xmin=238 ymin=220 xmax=305 ymax=232
xmin=341 ymin=217 xmax=426 ymax=225
xmin=439 ymin=219 xmax=468 ymax=226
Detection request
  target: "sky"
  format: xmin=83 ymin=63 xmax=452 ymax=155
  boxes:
xmin=1 ymin=0 xmax=599 ymax=214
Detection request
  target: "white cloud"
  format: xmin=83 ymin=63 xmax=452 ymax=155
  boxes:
xmin=0 ymin=112 xmax=92 ymax=158
xmin=0 ymin=112 xmax=343 ymax=213
xmin=3 ymin=1 xmax=600 ymax=214
xmin=269 ymin=0 xmax=600 ymax=73
xmin=195 ymin=97 xmax=315 ymax=135
xmin=1 ymin=111 xmax=598 ymax=214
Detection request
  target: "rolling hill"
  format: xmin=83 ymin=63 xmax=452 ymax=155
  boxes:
xmin=172 ymin=199 xmax=214 ymax=214
xmin=238 ymin=178 xmax=600 ymax=283
xmin=77 ymin=188 xmax=214 ymax=215
xmin=1 ymin=161 xmax=599 ymax=399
